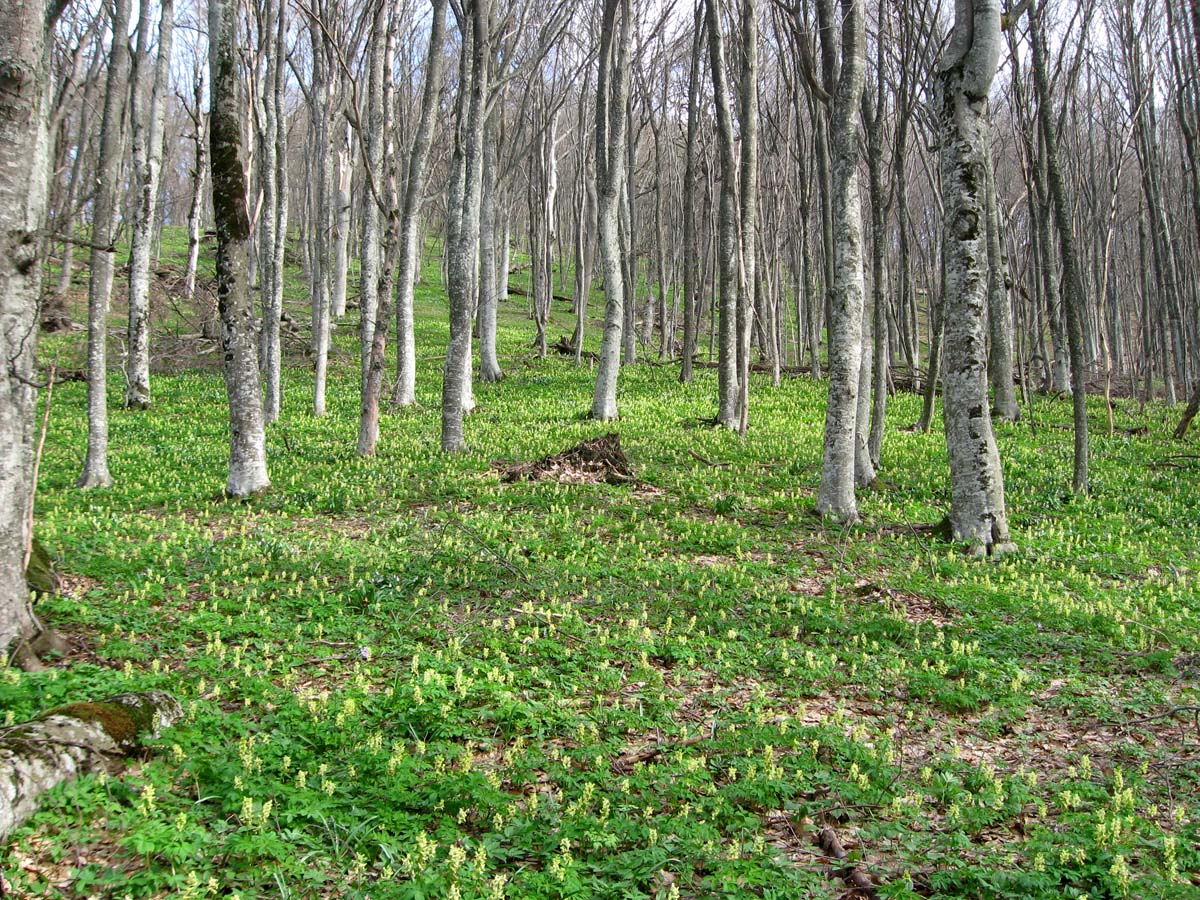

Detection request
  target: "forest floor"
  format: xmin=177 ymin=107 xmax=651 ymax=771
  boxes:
xmin=3 ymin=229 xmax=1199 ymax=899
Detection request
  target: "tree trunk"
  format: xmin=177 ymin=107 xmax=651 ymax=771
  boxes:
xmin=210 ymin=0 xmax=270 ymax=497
xmin=679 ymin=4 xmax=703 ymax=384
xmin=478 ymin=110 xmax=503 ymax=382
xmin=1029 ymin=0 xmax=1088 ymax=494
xmin=984 ymin=123 xmax=1020 ymax=421
xmin=390 ymin=0 xmax=449 ymax=409
xmin=0 ymin=0 xmax=67 ymax=665
xmin=0 ymin=692 xmax=182 ymax=839
xmin=590 ymin=0 xmax=633 ymax=421
xmin=124 ymin=0 xmax=174 ymax=410
xmin=441 ymin=0 xmax=489 ymax=452
xmin=816 ymin=0 xmax=867 ymax=521
xmin=938 ymin=0 xmax=1013 ymax=554
xmin=78 ymin=0 xmax=133 ymax=489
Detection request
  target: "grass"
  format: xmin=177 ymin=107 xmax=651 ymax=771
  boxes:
xmin=3 ymin=226 xmax=1198 ymax=899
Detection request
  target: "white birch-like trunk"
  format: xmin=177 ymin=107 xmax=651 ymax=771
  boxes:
xmin=478 ymin=112 xmax=503 ymax=382
xmin=938 ymin=0 xmax=1013 ymax=553
xmin=78 ymin=0 xmax=133 ymax=489
xmin=265 ymin=0 xmax=288 ymax=424
xmin=210 ymin=0 xmax=270 ymax=498
xmin=124 ymin=0 xmax=174 ymax=410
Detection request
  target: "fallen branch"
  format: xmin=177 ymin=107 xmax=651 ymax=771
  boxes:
xmin=612 ymin=733 xmax=707 ymax=774
xmin=0 ymin=691 xmax=182 ymax=839
xmin=687 ymin=448 xmax=729 ymax=468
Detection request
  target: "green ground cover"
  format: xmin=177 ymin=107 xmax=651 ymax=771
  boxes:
xmin=3 ymin=228 xmax=1198 ymax=898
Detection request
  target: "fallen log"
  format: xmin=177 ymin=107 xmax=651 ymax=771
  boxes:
xmin=0 ymin=690 xmax=182 ymax=839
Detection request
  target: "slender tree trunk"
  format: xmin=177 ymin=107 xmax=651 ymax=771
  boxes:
xmin=938 ymin=0 xmax=1013 ymax=553
xmin=358 ymin=1 xmax=402 ymax=457
xmin=679 ymin=4 xmax=704 ymax=384
xmin=736 ymin=0 xmax=758 ymax=435
xmin=124 ymin=0 xmax=174 ymax=409
xmin=78 ymin=0 xmax=133 ymax=489
xmin=1030 ymin=0 xmax=1088 ymax=494
xmin=263 ymin=0 xmax=287 ymax=423
xmin=441 ymin=0 xmax=489 ymax=452
xmin=210 ymin=0 xmax=270 ymax=497
xmin=705 ymin=0 xmax=741 ymax=429
xmin=184 ymin=70 xmax=208 ymax=304
xmin=591 ymin=0 xmax=633 ymax=421
xmin=985 ymin=123 xmax=1020 ymax=421
xmin=390 ymin=0 xmax=449 ymax=408
xmin=478 ymin=111 xmax=503 ymax=381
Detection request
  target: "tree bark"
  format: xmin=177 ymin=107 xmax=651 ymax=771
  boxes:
xmin=390 ymin=0 xmax=449 ymax=408
xmin=124 ymin=0 xmax=174 ymax=410
xmin=0 ymin=0 xmax=68 ymax=665
xmin=78 ymin=0 xmax=133 ymax=489
xmin=210 ymin=0 xmax=270 ymax=497
xmin=815 ymin=0 xmax=867 ymax=521
xmin=0 ymin=692 xmax=181 ymax=839
xmin=590 ymin=0 xmax=633 ymax=421
xmin=441 ymin=0 xmax=489 ymax=452
xmin=938 ymin=0 xmax=1013 ymax=553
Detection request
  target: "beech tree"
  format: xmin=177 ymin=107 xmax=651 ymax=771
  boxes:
xmin=77 ymin=0 xmax=131 ymax=489
xmin=0 ymin=0 xmax=72 ymax=667
xmin=209 ymin=0 xmax=270 ymax=497
xmin=938 ymin=0 xmax=1013 ymax=554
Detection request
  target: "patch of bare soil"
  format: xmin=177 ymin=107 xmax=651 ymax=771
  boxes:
xmin=493 ymin=433 xmax=636 ymax=485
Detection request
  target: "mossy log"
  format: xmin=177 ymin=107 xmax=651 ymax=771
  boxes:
xmin=0 ymin=690 xmax=182 ymax=839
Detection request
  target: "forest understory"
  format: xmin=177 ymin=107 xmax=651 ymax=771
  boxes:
xmin=2 ymin=226 xmax=1198 ymax=899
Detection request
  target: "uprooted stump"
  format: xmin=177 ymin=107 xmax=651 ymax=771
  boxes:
xmin=0 ymin=690 xmax=182 ymax=839
xmin=493 ymin=433 xmax=636 ymax=485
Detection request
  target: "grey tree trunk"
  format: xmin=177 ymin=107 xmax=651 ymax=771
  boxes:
xmin=358 ymin=0 xmax=386 ymax=415
xmin=478 ymin=111 xmax=503 ymax=382
xmin=441 ymin=0 xmax=489 ymax=452
xmin=736 ymin=0 xmax=758 ymax=435
xmin=679 ymin=4 xmax=704 ymax=384
xmin=815 ymin=0 xmax=867 ymax=522
xmin=124 ymin=0 xmax=174 ymax=410
xmin=331 ymin=121 xmax=352 ymax=319
xmin=183 ymin=68 xmax=207 ymax=304
xmin=309 ymin=35 xmax=333 ymax=419
xmin=984 ymin=124 xmax=1020 ymax=421
xmin=78 ymin=0 xmax=133 ymax=489
xmin=590 ymin=0 xmax=633 ymax=421
xmin=938 ymin=0 xmax=1013 ymax=554
xmin=261 ymin=0 xmax=287 ymax=425
xmin=704 ymin=0 xmax=740 ymax=429
xmin=390 ymin=0 xmax=449 ymax=408
xmin=0 ymin=0 xmax=67 ymax=665
xmin=210 ymin=0 xmax=271 ymax=497
xmin=0 ymin=692 xmax=181 ymax=839
xmin=1029 ymin=0 xmax=1088 ymax=494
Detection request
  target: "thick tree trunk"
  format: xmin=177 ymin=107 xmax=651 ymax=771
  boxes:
xmin=0 ymin=0 xmax=65 ymax=665
xmin=938 ymin=0 xmax=1013 ymax=554
xmin=816 ymin=0 xmax=867 ymax=522
xmin=210 ymin=0 xmax=270 ymax=497
xmin=591 ymin=0 xmax=633 ymax=421
xmin=0 ymin=692 xmax=182 ymax=839
xmin=124 ymin=0 xmax=174 ymax=410
xmin=78 ymin=0 xmax=133 ymax=490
